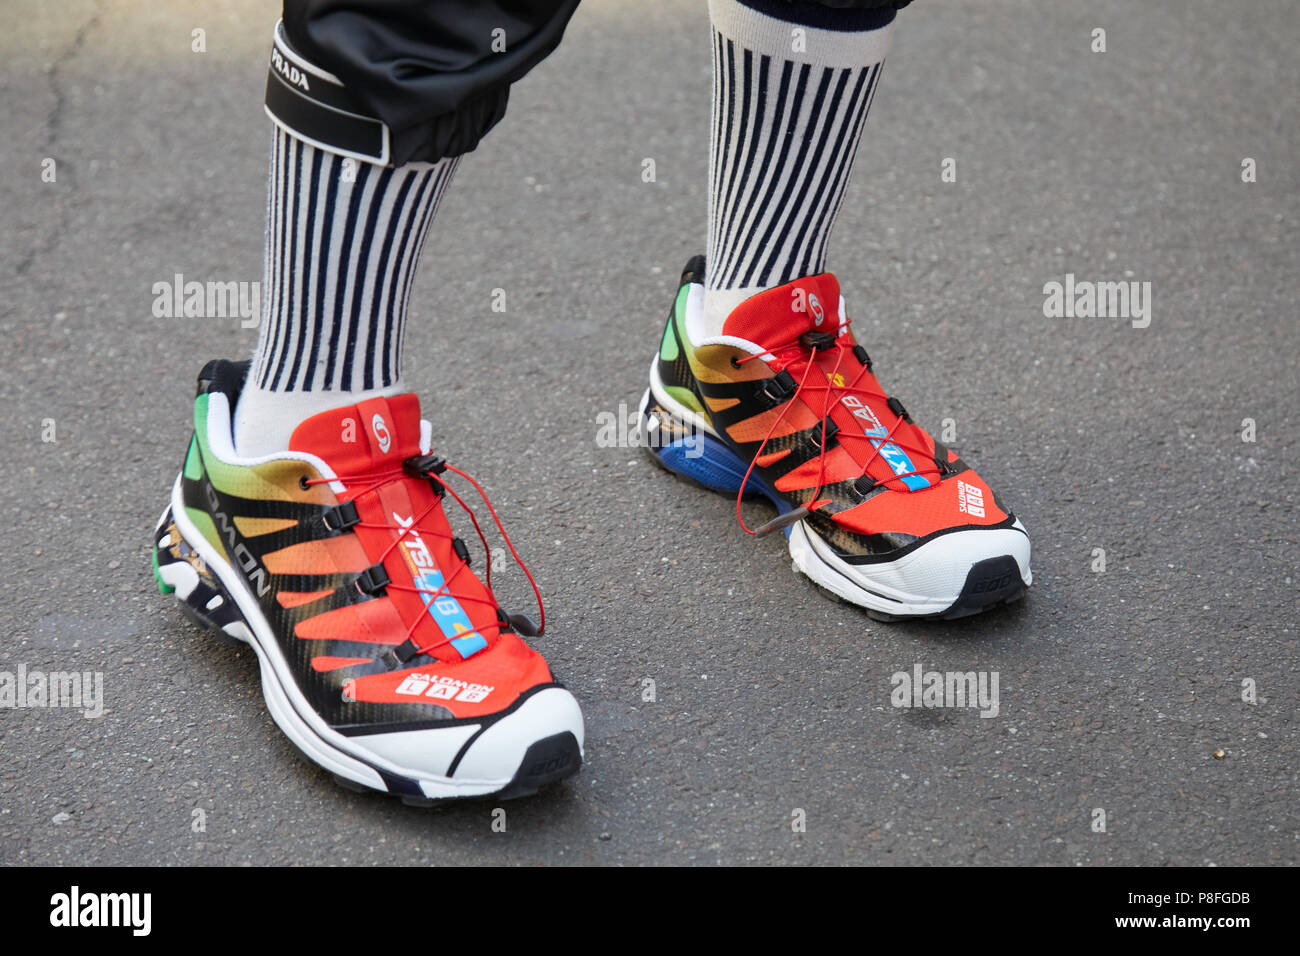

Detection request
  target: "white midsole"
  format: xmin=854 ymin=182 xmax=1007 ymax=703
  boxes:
xmin=645 ymin=362 xmax=1032 ymax=616
xmin=166 ymin=476 xmax=524 ymax=798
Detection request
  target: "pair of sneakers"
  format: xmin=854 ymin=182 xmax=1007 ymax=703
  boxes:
xmin=152 ymin=258 xmax=1031 ymax=804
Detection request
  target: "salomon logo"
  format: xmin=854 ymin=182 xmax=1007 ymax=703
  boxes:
xmin=205 ymin=482 xmax=270 ymax=597
xmin=372 ymin=414 xmax=391 ymax=453
xmin=396 ymin=672 xmax=493 ymax=703
xmin=808 ymin=293 xmax=825 ymax=327
xmin=956 ymin=480 xmax=986 ymax=518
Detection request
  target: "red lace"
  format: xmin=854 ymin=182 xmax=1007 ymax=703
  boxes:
xmin=304 ymin=460 xmax=545 ymax=658
xmin=732 ymin=323 xmax=943 ymax=535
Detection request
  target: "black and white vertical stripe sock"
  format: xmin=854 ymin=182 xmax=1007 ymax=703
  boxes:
xmin=234 ymin=125 xmax=458 ymax=457
xmin=701 ymin=0 xmax=895 ymax=340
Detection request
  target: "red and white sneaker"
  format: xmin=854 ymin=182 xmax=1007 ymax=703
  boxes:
xmin=153 ymin=360 xmax=583 ymax=804
xmin=639 ymin=256 xmax=1032 ymax=621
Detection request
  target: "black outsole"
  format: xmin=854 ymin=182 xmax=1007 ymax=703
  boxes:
xmin=939 ymin=555 xmax=1028 ymax=620
xmin=495 ymin=731 xmax=584 ymax=800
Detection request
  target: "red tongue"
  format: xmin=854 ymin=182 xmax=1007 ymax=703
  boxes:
xmin=288 ymin=394 xmax=424 ymax=475
xmin=721 ymin=273 xmax=842 ymax=345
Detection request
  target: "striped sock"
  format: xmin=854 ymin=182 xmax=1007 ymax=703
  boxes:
xmin=701 ymin=0 xmax=895 ymax=340
xmin=234 ymin=125 xmax=458 ymax=457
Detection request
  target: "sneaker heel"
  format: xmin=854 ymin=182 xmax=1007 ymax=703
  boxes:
xmin=153 ymin=505 xmax=249 ymax=644
xmin=639 ymin=397 xmax=751 ymax=495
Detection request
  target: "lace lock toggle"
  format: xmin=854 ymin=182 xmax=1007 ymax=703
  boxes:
xmin=799 ymin=330 xmax=836 ymax=352
xmin=403 ymin=454 xmax=448 ymax=495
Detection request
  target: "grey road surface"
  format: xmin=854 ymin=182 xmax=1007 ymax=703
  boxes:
xmin=0 ymin=0 xmax=1296 ymax=865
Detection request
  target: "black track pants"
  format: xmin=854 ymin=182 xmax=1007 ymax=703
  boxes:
xmin=281 ymin=0 xmax=912 ymax=166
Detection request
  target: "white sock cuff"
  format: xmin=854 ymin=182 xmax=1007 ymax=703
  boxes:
xmin=233 ymin=383 xmax=406 ymax=458
xmin=708 ymin=0 xmax=895 ymax=67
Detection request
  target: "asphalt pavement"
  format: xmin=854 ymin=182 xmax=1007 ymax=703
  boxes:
xmin=0 ymin=0 xmax=1296 ymax=865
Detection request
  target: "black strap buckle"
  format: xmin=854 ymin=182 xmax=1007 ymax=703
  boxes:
xmin=356 ymin=562 xmax=390 ymax=596
xmin=931 ymin=439 xmax=952 ymax=477
xmin=322 ymin=499 xmax=360 ymax=532
xmin=812 ymin=417 xmax=839 ymax=450
xmin=852 ymin=344 xmax=873 ymax=371
xmin=886 ymin=396 xmax=912 ymax=423
xmin=379 ymin=637 xmax=426 ymax=671
xmin=759 ymin=368 xmax=797 ymax=407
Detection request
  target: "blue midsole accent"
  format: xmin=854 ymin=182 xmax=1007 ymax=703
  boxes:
xmin=654 ymin=432 xmax=790 ymax=515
